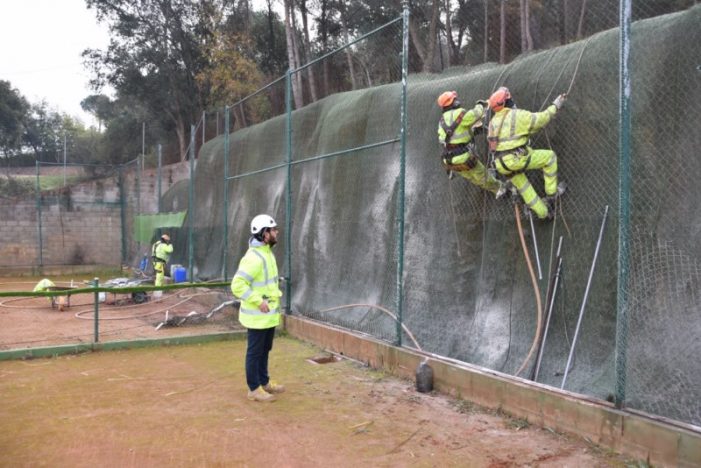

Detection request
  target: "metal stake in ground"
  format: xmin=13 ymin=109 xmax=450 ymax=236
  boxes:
xmin=561 ymin=205 xmax=609 ymax=390
xmin=533 ymin=236 xmax=564 ymax=382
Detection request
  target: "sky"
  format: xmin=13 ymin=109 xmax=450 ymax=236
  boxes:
xmin=0 ymin=0 xmax=111 ymax=127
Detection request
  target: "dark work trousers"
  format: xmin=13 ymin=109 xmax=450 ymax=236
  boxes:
xmin=245 ymin=327 xmax=276 ymax=391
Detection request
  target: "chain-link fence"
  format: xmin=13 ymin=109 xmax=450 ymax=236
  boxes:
xmin=2 ymin=1 xmax=699 ymax=429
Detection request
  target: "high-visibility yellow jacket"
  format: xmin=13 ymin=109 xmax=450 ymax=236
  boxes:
xmin=231 ymin=240 xmax=282 ymax=329
xmin=33 ymin=278 xmax=55 ymax=292
xmin=437 ymin=103 xmax=485 ymax=146
xmin=152 ymin=240 xmax=173 ymax=263
xmin=488 ymin=105 xmax=557 ymax=152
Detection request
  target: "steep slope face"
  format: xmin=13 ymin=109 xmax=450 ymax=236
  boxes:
xmin=186 ymin=7 xmax=700 ymax=425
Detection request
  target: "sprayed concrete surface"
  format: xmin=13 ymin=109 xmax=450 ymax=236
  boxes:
xmin=0 ymin=338 xmax=638 ymax=467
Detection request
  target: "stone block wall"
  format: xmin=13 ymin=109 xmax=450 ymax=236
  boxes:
xmin=0 ymin=161 xmax=191 ymax=268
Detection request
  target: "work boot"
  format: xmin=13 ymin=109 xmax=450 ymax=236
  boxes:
xmin=495 ymin=182 xmax=507 ymax=200
xmin=263 ymin=381 xmax=286 ymax=394
xmin=545 ymin=182 xmax=567 ymax=204
xmin=247 ymin=386 xmax=276 ymax=402
xmin=496 ymin=180 xmax=515 ymax=200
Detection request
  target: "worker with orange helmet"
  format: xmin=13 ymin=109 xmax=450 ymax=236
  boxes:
xmin=437 ymin=91 xmax=502 ymax=195
xmin=486 ymin=87 xmax=567 ymax=220
xmin=151 ymin=233 xmax=174 ymax=287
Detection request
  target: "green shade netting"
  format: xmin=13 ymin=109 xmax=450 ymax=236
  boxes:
xmin=134 ymin=211 xmax=187 ymax=243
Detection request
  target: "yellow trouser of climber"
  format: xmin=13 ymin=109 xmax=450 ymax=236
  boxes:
xmin=448 ymin=153 xmax=502 ymax=194
xmin=495 ymin=148 xmax=558 ymax=219
xmin=154 ymin=261 xmax=166 ymax=287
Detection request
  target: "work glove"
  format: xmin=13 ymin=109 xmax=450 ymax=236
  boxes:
xmin=552 ymin=93 xmax=567 ymax=110
xmin=476 ymin=99 xmax=488 ymax=108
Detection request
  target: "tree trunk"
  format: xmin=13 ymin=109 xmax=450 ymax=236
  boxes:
xmin=499 ymin=0 xmax=506 ymax=63
xmin=338 ymin=1 xmax=358 ymax=90
xmin=422 ymin=0 xmax=440 ymax=72
xmin=519 ymin=0 xmax=533 ymax=52
xmin=174 ymin=116 xmax=187 ymax=162
xmin=299 ymin=0 xmax=318 ymax=102
xmin=444 ymin=0 xmax=454 ymax=66
xmin=319 ymin=0 xmax=330 ymax=96
xmin=283 ymin=0 xmax=303 ymax=108
xmin=483 ymin=0 xmax=489 ymax=62
xmin=409 ymin=18 xmax=427 ymax=68
xmin=525 ymin=0 xmax=533 ymax=50
xmin=576 ymin=0 xmax=588 ymax=39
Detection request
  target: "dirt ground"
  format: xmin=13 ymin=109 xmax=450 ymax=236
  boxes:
xmin=0 ymin=277 xmax=239 ymax=350
xmin=0 ymin=338 xmax=638 ymax=467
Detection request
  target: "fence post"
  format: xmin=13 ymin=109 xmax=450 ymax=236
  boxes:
xmin=395 ymin=1 xmax=410 ymax=346
xmin=118 ymin=165 xmax=127 ymax=265
xmin=93 ymin=278 xmax=100 ymax=343
xmin=157 ymin=144 xmax=162 ymax=213
xmin=615 ymin=0 xmax=632 ymax=410
xmin=188 ymin=125 xmax=196 ymax=282
xmin=35 ymin=161 xmax=43 ymax=267
xmin=285 ymin=69 xmax=293 ymax=314
xmin=223 ymin=106 xmax=230 ymax=280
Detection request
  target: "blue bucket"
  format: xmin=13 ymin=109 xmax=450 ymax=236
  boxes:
xmin=173 ymin=266 xmax=187 ymax=283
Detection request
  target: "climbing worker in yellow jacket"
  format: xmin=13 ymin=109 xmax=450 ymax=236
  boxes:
xmin=231 ymin=214 xmax=285 ymax=402
xmin=151 ymin=233 xmax=173 ymax=287
xmin=437 ymin=91 xmax=502 ymax=195
xmin=487 ymin=87 xmax=567 ymax=219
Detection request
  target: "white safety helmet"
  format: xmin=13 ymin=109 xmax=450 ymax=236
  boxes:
xmin=250 ymin=214 xmax=277 ymax=235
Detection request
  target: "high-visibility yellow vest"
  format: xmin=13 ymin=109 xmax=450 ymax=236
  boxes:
xmin=488 ymin=105 xmax=557 ymax=152
xmin=152 ymin=241 xmax=173 ymax=263
xmin=437 ymin=103 xmax=484 ymax=146
xmin=231 ymin=242 xmax=282 ymax=329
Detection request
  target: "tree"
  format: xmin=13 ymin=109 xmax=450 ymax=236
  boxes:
xmin=0 ymin=80 xmax=30 ymax=161
xmin=84 ymin=0 xmax=223 ymax=161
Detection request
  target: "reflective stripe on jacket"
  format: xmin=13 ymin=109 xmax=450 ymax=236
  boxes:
xmin=487 ymin=105 xmax=557 ymax=152
xmin=437 ymin=103 xmax=484 ymax=146
xmin=231 ymin=240 xmax=282 ymax=329
xmin=152 ymin=241 xmax=173 ymax=263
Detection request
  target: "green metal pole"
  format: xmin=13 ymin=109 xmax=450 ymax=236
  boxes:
xmin=615 ymin=0 xmax=632 ymax=409
xmin=93 ymin=277 xmax=100 ymax=343
xmin=394 ymin=2 xmax=409 ymax=346
xmin=137 ymin=155 xmax=142 ymax=259
xmin=285 ymin=69 xmax=293 ymax=314
xmin=223 ymin=106 xmax=230 ymax=281
xmin=35 ymin=161 xmax=43 ymax=267
xmin=188 ymin=125 xmax=195 ymax=282
xmin=157 ymin=144 xmax=162 ymax=213
xmin=118 ymin=166 xmax=127 ymax=265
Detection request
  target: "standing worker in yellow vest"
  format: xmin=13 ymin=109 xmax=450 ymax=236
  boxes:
xmin=437 ymin=91 xmax=502 ymax=195
xmin=487 ymin=87 xmax=567 ymax=219
xmin=231 ymin=214 xmax=285 ymax=402
xmin=151 ymin=234 xmax=173 ymax=287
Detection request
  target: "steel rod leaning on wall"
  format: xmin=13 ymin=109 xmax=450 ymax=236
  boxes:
xmin=561 ymin=205 xmax=609 ymax=390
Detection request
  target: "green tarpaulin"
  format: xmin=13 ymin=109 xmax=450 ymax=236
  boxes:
xmin=134 ymin=211 xmax=187 ymax=243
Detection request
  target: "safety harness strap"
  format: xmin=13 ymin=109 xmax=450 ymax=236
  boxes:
xmin=440 ymin=109 xmax=467 ymax=145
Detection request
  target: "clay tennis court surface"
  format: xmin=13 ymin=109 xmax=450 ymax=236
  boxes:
xmin=0 ymin=277 xmax=238 ymax=350
xmin=0 ymin=278 xmax=634 ymax=466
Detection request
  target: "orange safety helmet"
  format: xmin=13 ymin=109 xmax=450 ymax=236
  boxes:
xmin=437 ymin=91 xmax=458 ymax=108
xmin=488 ymin=86 xmax=511 ymax=112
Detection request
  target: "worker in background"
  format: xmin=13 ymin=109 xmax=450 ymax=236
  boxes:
xmin=151 ymin=233 xmax=173 ymax=287
xmin=437 ymin=91 xmax=502 ymax=196
xmin=231 ymin=214 xmax=285 ymax=403
xmin=33 ymin=278 xmax=65 ymax=310
xmin=487 ymin=87 xmax=567 ymax=220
